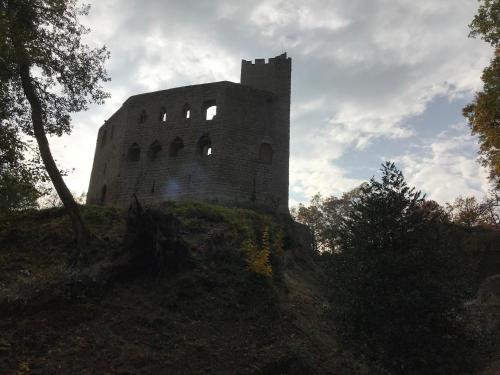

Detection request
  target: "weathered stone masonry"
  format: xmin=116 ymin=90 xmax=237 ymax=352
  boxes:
xmin=87 ymin=53 xmax=291 ymax=212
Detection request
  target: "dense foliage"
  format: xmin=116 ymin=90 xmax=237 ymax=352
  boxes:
xmin=464 ymin=0 xmax=500 ymax=191
xmin=469 ymin=0 xmax=500 ymax=46
xmin=291 ymin=187 xmax=364 ymax=252
xmin=0 ymin=123 xmax=45 ymax=213
xmin=325 ymin=163 xmax=487 ymax=374
xmin=0 ymin=0 xmax=109 ymax=135
xmin=463 ymin=52 xmax=500 ymax=191
xmin=446 ymin=194 xmax=500 ymax=228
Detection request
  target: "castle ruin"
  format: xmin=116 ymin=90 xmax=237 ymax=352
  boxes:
xmin=87 ymin=53 xmax=291 ymax=213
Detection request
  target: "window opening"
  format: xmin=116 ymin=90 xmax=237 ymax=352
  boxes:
xmin=127 ymin=143 xmax=141 ymax=162
xmin=169 ymin=137 xmax=184 ymax=157
xmin=182 ymin=104 xmax=191 ymax=119
xmin=202 ymin=100 xmax=217 ymax=121
xmin=197 ymin=135 xmax=212 ymax=157
xmin=160 ymin=107 xmax=167 ymax=122
xmin=147 ymin=140 xmax=162 ymax=161
xmin=206 ymin=106 xmax=216 ymax=120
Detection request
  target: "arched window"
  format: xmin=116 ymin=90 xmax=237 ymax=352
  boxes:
xmin=169 ymin=137 xmax=184 ymax=157
xmin=139 ymin=110 xmax=147 ymax=123
xmin=182 ymin=103 xmax=191 ymax=119
xmin=99 ymin=184 xmax=107 ymax=205
xmin=127 ymin=143 xmax=141 ymax=162
xmin=147 ymin=140 xmax=162 ymax=161
xmin=101 ymin=128 xmax=107 ymax=148
xmin=259 ymin=143 xmax=273 ymax=164
xmin=197 ymin=135 xmax=212 ymax=157
xmin=202 ymin=100 xmax=217 ymax=121
xmin=159 ymin=107 xmax=167 ymax=122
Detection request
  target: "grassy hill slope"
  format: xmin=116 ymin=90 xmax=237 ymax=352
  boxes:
xmin=0 ymin=203 xmax=366 ymax=375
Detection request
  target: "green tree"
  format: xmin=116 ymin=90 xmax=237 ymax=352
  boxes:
xmin=0 ymin=123 xmax=44 ymax=212
xmin=292 ymin=193 xmax=325 ymax=252
xmin=446 ymin=194 xmax=500 ymax=228
xmin=1 ymin=0 xmax=110 ymax=246
xmin=464 ymin=1 xmax=500 ymax=191
xmin=292 ymin=186 xmax=364 ymax=252
xmin=446 ymin=195 xmax=483 ymax=227
xmin=327 ymin=162 xmax=484 ymax=374
xmin=469 ymin=0 xmax=500 ymax=46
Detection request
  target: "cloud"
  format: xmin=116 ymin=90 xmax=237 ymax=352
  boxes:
xmin=394 ymin=124 xmax=490 ymax=203
xmin=46 ymin=0 xmax=493 ymax=205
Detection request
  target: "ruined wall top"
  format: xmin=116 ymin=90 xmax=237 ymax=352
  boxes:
xmin=241 ymin=52 xmax=291 ymax=66
xmin=240 ymin=53 xmax=291 ymax=97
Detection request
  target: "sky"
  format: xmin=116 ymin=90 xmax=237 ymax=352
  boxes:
xmin=50 ymin=0 xmax=494 ymax=207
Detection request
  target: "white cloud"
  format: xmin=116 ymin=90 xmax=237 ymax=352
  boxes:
xmin=395 ymin=125 xmax=490 ymax=203
xmin=249 ymin=0 xmax=350 ymax=37
xmin=290 ymin=156 xmax=364 ymax=200
xmin=135 ymin=34 xmax=238 ymax=91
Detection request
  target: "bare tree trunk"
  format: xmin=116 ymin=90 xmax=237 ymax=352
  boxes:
xmin=17 ymin=61 xmax=91 ymax=248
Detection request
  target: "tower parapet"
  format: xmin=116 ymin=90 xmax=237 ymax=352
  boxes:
xmin=240 ymin=53 xmax=292 ymax=98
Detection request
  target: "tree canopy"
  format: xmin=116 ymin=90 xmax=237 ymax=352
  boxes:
xmin=1 ymin=0 xmax=110 ymax=245
xmin=469 ymin=0 xmax=500 ymax=47
xmin=292 ymin=186 xmax=364 ymax=252
xmin=1 ymin=0 xmax=110 ymax=136
xmin=325 ymin=162 xmax=486 ymax=374
xmin=464 ymin=0 xmax=500 ymax=191
xmin=463 ymin=52 xmax=500 ymax=191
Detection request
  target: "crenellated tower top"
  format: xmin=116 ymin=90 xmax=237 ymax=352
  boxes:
xmin=240 ymin=53 xmax=291 ymax=98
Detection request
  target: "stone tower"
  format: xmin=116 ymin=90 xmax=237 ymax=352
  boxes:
xmin=87 ymin=53 xmax=292 ymax=212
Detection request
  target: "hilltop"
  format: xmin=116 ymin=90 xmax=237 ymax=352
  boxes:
xmin=0 ymin=202 xmax=366 ymax=374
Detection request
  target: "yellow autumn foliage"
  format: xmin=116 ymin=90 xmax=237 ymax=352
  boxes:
xmin=244 ymin=226 xmax=272 ymax=277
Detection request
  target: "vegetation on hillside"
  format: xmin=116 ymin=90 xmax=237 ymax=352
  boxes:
xmin=2 ymin=177 xmax=497 ymax=374
xmin=294 ymin=163 xmax=499 ymax=374
xmin=0 ymin=201 xmax=367 ymax=374
xmin=0 ymin=201 xmax=289 ymax=308
xmin=327 ymin=163 xmax=493 ymax=374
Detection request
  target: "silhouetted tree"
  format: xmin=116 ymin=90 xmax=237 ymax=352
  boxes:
xmin=1 ymin=0 xmax=110 ymax=246
xmin=327 ymin=162 xmax=485 ymax=374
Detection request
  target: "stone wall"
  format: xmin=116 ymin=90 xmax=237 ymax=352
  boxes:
xmin=87 ymin=54 xmax=291 ymax=213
